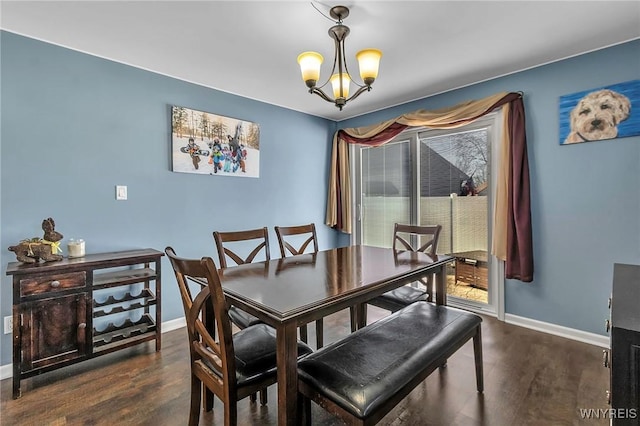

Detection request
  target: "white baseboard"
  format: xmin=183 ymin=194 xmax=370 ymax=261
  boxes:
xmin=0 ymin=317 xmax=186 ymax=380
xmin=504 ymin=313 xmax=609 ymax=348
xmin=161 ymin=317 xmax=186 ymax=333
xmin=0 ymin=363 xmax=12 ymax=381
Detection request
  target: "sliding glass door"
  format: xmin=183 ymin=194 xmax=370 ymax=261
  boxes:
xmin=354 ymin=115 xmax=502 ymax=315
xmin=418 ymin=129 xmax=489 ymax=305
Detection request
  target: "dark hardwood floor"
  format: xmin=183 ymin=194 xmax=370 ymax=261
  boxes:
xmin=1 ymin=307 xmax=610 ymax=425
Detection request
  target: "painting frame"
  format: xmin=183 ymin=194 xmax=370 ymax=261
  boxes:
xmin=171 ymin=105 xmax=260 ymax=177
xmin=559 ymin=79 xmax=640 ymax=145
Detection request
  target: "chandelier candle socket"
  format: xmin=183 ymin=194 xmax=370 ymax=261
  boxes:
xmin=297 ymin=5 xmax=382 ymax=110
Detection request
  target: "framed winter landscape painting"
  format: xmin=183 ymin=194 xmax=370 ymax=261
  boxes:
xmin=171 ymin=105 xmax=260 ymax=177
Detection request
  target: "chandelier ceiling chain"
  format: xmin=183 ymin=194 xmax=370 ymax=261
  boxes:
xmin=297 ymin=5 xmax=382 ymax=111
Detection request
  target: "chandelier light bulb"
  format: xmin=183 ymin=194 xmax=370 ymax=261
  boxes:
xmin=331 ymin=73 xmax=351 ymax=99
xmin=356 ymin=49 xmax=382 ymax=85
xmin=297 ymin=52 xmax=324 ymax=88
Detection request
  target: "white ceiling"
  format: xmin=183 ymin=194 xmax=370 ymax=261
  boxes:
xmin=2 ymin=1 xmax=639 ymax=121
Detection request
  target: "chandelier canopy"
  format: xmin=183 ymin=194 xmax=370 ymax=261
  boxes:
xmin=297 ymin=5 xmax=382 ymax=111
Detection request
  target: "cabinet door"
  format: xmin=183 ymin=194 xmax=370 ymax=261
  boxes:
xmin=20 ymin=293 xmax=89 ymax=372
xmin=611 ymin=328 xmax=640 ymax=425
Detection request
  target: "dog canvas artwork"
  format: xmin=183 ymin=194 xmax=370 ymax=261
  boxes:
xmin=559 ymin=80 xmax=640 ymax=145
xmin=564 ymin=90 xmax=630 ymax=143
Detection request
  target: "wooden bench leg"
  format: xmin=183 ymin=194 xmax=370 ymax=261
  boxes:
xmin=473 ymin=325 xmax=484 ymax=392
xmin=315 ymin=318 xmax=324 ymax=349
xmin=299 ymin=323 xmax=308 ymax=343
xmin=349 ymin=306 xmax=357 ymax=332
xmin=427 ymin=273 xmax=435 ymax=302
xmin=297 ymin=392 xmax=311 ymax=426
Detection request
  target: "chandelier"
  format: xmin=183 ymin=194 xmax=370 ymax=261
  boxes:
xmin=297 ymin=5 xmax=382 ymax=110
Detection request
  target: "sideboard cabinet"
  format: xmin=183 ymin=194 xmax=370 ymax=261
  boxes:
xmin=608 ymin=263 xmax=640 ymax=425
xmin=6 ymin=248 xmax=163 ymax=398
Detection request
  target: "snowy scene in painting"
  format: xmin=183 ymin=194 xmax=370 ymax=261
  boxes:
xmin=171 ymin=106 xmax=260 ymax=178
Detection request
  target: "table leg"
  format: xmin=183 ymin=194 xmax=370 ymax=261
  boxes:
xmin=276 ymin=321 xmax=299 ymax=426
xmin=435 ymin=265 xmax=447 ymax=306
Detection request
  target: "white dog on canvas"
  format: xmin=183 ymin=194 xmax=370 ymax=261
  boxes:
xmin=564 ymin=89 xmax=631 ymax=144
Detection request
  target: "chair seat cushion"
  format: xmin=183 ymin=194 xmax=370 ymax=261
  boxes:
xmin=298 ymin=302 xmax=481 ymax=419
xmin=229 ymin=305 xmax=263 ymax=329
xmin=376 ymin=285 xmax=429 ymax=306
xmin=232 ymin=324 xmax=313 ymax=387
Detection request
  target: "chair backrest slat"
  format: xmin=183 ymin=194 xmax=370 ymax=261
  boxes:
xmin=213 ymin=227 xmax=271 ymax=268
xmin=275 ymin=223 xmax=318 ymax=258
xmin=392 ymin=223 xmax=442 ymax=287
xmin=393 ymin=223 xmax=441 ymax=257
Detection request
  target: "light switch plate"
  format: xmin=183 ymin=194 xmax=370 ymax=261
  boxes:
xmin=116 ymin=185 xmax=127 ymax=200
xmin=4 ymin=316 xmax=13 ymax=334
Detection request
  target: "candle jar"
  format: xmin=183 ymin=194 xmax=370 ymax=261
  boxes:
xmin=68 ymin=239 xmax=86 ymax=258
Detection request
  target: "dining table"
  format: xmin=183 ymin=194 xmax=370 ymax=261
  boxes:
xmin=210 ymin=244 xmax=452 ymax=425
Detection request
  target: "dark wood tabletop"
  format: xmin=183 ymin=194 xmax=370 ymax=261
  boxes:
xmin=218 ymin=245 xmax=450 ymax=324
xmin=201 ymin=244 xmax=451 ymax=425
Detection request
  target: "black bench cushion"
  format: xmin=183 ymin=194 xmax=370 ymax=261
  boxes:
xmin=297 ymin=302 xmax=481 ymax=419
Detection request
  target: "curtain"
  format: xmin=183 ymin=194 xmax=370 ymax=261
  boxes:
xmin=325 ymin=92 xmax=533 ymax=282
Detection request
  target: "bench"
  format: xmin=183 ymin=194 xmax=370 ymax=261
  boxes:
xmin=297 ymin=301 xmax=483 ymax=425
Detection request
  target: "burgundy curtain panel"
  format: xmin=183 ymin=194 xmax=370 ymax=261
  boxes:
xmin=506 ymin=96 xmax=533 ymax=281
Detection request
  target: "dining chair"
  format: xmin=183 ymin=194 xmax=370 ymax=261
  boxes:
xmin=274 ymin=223 xmax=325 ymax=348
xmin=275 ymin=223 xmax=358 ymax=343
xmin=213 ymin=227 xmax=271 ymax=330
xmin=365 ymin=223 xmax=442 ymax=323
xmin=274 ymin=223 xmax=319 ymax=258
xmin=165 ymin=246 xmax=313 ymax=426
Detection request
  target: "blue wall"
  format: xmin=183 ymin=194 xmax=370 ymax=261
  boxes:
xmin=0 ymin=32 xmax=336 ymax=364
xmin=1 ymin=30 xmax=638 ymax=367
xmin=338 ymin=40 xmax=640 ymax=336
